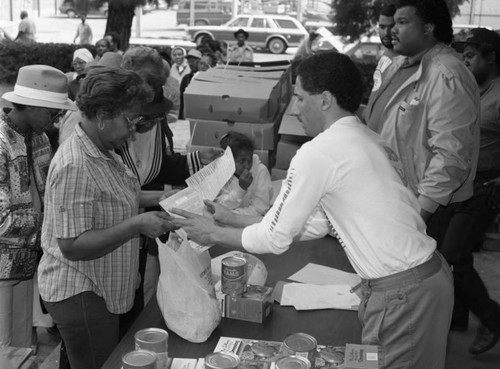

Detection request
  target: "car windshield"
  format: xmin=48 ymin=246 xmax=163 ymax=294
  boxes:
xmin=274 ymin=19 xmax=299 ymax=29
xmin=228 ymin=17 xmax=249 ymax=27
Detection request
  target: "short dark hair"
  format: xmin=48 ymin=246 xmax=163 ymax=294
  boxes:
xmin=380 ymin=3 xmax=396 ymax=17
xmin=77 ymin=67 xmax=153 ymax=120
xmin=220 ymin=131 xmax=254 ymax=156
xmin=104 ymin=31 xmax=122 ymax=50
xmin=396 ymin=0 xmax=453 ymax=44
xmin=296 ymin=52 xmax=363 ymax=113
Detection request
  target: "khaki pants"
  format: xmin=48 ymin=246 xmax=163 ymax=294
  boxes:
xmin=358 ymin=252 xmax=453 ymax=369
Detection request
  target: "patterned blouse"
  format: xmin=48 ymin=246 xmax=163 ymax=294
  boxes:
xmin=0 ymin=110 xmax=52 ymax=280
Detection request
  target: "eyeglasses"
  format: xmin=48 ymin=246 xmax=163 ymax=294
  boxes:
xmin=46 ymin=108 xmax=66 ymax=123
xmin=121 ymin=112 xmax=143 ymax=130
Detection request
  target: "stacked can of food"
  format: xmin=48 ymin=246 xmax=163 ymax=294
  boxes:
xmin=134 ymin=328 xmax=169 ymax=368
xmin=275 ymin=355 xmax=312 ymax=369
xmin=121 ymin=350 xmax=157 ymax=369
xmin=221 ymin=255 xmax=247 ymax=295
xmin=282 ymin=333 xmax=318 ymax=363
xmin=317 ymin=347 xmax=345 ymax=368
xmin=205 ymin=352 xmax=240 ymax=369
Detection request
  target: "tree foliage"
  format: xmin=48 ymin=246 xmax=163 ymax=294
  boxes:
xmin=106 ymin=0 xmax=146 ymax=51
xmin=331 ymin=0 xmax=468 ymax=42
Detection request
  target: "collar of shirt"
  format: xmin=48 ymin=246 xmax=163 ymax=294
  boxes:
xmin=75 ymin=123 xmax=117 ymax=161
xmin=402 ymin=47 xmax=430 ymax=68
xmin=1 ymin=108 xmax=30 ymax=136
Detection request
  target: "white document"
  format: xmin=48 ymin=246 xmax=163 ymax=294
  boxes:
xmin=280 ymin=283 xmax=360 ymax=311
xmin=288 ymin=263 xmax=361 ymax=287
xmin=185 ymin=147 xmax=235 ymax=201
xmin=159 ymin=147 xmax=235 ymax=216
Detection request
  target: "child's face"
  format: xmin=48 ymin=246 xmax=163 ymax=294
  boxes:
xmin=234 ymin=150 xmax=253 ymax=177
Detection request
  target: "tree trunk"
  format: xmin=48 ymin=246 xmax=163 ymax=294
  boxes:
xmin=105 ymin=2 xmax=136 ymax=51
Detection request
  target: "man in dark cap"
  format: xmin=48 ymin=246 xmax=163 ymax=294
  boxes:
xmin=228 ymin=28 xmax=253 ymax=63
xmin=447 ymin=27 xmax=500 ymax=355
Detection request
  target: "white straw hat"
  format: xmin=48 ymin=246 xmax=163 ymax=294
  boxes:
xmin=2 ymin=65 xmax=77 ymax=111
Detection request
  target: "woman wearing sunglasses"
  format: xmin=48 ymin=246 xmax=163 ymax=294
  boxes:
xmin=37 ymin=66 xmax=178 ymax=369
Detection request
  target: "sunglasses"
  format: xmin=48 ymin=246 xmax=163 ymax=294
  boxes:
xmin=121 ymin=112 xmax=144 ymax=130
xmin=45 ymin=108 xmax=67 ymax=123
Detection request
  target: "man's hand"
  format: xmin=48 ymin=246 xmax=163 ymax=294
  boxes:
xmin=169 ymin=208 xmax=216 ymax=245
xmin=199 ymin=148 xmax=224 ymax=165
xmin=136 ymin=211 xmax=179 ymax=238
xmin=204 ymin=200 xmax=233 ymax=225
xmin=238 ymin=169 xmax=253 ymax=191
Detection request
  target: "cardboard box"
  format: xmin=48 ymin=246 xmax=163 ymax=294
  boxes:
xmin=189 ymin=119 xmax=280 ymax=151
xmin=188 ymin=143 xmax=272 ymax=170
xmin=217 ymin=285 xmax=274 ymax=323
xmin=184 ymin=73 xmax=282 ymax=124
xmin=271 ymin=168 xmax=288 ymax=181
xmin=344 ymin=344 xmax=380 ymax=369
xmin=278 ymin=96 xmax=313 ymax=143
xmin=274 ymin=139 xmax=302 ymax=170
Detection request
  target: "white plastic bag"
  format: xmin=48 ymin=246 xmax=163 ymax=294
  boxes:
xmin=211 ymin=251 xmax=268 ymax=286
xmin=156 ymin=232 xmax=221 ymax=343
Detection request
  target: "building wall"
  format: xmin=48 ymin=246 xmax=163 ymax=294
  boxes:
xmin=454 ymin=0 xmax=500 ymax=29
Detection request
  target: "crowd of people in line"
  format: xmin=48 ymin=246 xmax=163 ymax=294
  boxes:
xmin=0 ymin=0 xmax=500 ymax=368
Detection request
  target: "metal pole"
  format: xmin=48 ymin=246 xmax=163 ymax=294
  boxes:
xmin=136 ymin=6 xmax=142 ymax=37
xmin=232 ymin=0 xmax=238 ymax=19
xmin=469 ymin=0 xmax=475 ymax=24
xmin=10 ymin=0 xmax=14 ymax=21
xmin=55 ymin=0 xmax=58 ymax=15
xmin=37 ymin=0 xmax=41 ymax=17
xmin=297 ymin=0 xmax=302 ymax=22
xmin=190 ymin=0 xmax=195 ymax=26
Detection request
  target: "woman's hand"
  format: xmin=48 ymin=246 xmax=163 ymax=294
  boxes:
xmin=136 ymin=211 xmax=179 ymax=238
xmin=199 ymin=148 xmax=224 ymax=165
xmin=159 ymin=189 xmax=180 ymax=203
xmin=204 ymin=200 xmax=233 ymax=225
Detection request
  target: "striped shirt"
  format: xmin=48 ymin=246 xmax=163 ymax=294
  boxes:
xmin=38 ymin=124 xmax=141 ymax=314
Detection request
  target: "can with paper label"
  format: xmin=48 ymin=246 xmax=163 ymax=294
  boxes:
xmin=134 ymin=328 xmax=168 ymax=368
xmin=275 ymin=355 xmax=311 ymax=369
xmin=221 ymin=256 xmax=247 ymax=295
xmin=121 ymin=350 xmax=156 ymax=369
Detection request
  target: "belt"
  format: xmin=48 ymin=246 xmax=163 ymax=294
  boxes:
xmin=360 ymin=252 xmax=442 ymax=291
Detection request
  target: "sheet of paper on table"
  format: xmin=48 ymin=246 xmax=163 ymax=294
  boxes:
xmin=288 ymin=263 xmax=361 ymax=287
xmin=160 ymin=147 xmax=235 ymax=217
xmin=280 ymin=283 xmax=361 ymax=311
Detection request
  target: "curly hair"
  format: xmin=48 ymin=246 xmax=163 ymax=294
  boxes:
xmin=396 ymin=0 xmax=453 ymax=44
xmin=220 ymin=131 xmax=255 ymax=156
xmin=121 ymin=46 xmax=167 ymax=93
xmin=76 ymin=66 xmax=153 ymax=120
xmin=296 ymin=52 xmax=363 ymax=113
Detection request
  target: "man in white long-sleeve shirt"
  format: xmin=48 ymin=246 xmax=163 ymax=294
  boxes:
xmin=172 ymin=52 xmax=453 ymax=369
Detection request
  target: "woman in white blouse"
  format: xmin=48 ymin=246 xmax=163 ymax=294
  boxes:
xmin=169 ymin=46 xmax=191 ymax=83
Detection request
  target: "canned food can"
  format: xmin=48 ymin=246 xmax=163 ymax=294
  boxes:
xmin=283 ymin=333 xmax=317 ymax=362
xmin=319 ymin=347 xmax=344 ymax=366
xmin=221 ymin=256 xmax=247 ymax=295
xmin=205 ymin=352 xmax=240 ymax=369
xmin=275 ymin=355 xmax=311 ymax=369
xmin=122 ymin=349 xmax=156 ymax=369
xmin=135 ymin=328 xmax=169 ymax=353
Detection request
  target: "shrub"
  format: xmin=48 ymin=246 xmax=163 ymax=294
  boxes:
xmin=0 ymin=41 xmax=96 ymax=84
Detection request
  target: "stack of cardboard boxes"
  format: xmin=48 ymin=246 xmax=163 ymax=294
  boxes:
xmin=272 ymin=96 xmax=312 ymax=180
xmin=184 ymin=63 xmax=293 ymax=170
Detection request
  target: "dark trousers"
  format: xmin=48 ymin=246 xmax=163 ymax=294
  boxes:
xmin=43 ymin=292 xmax=119 ymax=369
xmin=426 ymin=194 xmax=500 ymax=333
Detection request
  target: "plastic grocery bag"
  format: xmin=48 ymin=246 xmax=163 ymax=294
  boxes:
xmin=156 ymin=232 xmax=221 ymax=343
xmin=211 ymin=251 xmax=268 ymax=286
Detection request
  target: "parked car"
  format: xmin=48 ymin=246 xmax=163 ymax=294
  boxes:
xmin=187 ymin=14 xmax=308 ymax=54
xmin=176 ymin=0 xmax=234 ymax=26
xmin=59 ymin=0 xmax=109 ymax=18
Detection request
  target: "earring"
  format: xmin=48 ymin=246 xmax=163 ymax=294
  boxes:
xmin=98 ymin=120 xmax=105 ymax=130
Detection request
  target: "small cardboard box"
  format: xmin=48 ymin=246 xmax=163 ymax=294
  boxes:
xmin=344 ymin=344 xmax=380 ymax=369
xmin=184 ymin=74 xmax=282 ymax=124
xmin=274 ymin=139 xmax=302 ymax=170
xmin=189 ymin=119 xmax=280 ymax=151
xmin=217 ymin=285 xmax=274 ymax=323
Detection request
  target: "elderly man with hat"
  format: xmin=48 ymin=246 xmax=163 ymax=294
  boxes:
xmin=179 ymin=48 xmax=202 ymax=120
xmin=0 ymin=65 xmax=75 ymax=347
xmin=228 ymin=28 xmax=253 ymax=63
xmin=443 ymin=27 xmax=500 ymax=355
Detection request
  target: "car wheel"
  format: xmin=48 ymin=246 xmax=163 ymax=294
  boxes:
xmin=194 ymin=20 xmax=208 ymax=26
xmin=195 ymin=34 xmax=211 ymax=45
xmin=268 ymin=38 xmax=287 ymax=54
xmin=66 ymin=10 xmax=76 ymax=18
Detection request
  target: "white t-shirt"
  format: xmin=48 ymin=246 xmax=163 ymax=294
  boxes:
xmin=242 ymin=116 xmax=435 ymax=279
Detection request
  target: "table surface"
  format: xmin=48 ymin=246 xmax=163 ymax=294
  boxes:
xmin=102 ymin=237 xmax=362 ymax=369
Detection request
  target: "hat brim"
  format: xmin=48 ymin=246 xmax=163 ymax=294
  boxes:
xmin=234 ymin=31 xmax=249 ymax=39
xmin=2 ymin=91 xmax=77 ymax=111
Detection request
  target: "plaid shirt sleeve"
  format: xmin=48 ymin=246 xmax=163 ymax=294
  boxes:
xmin=50 ymin=163 xmax=95 ymax=239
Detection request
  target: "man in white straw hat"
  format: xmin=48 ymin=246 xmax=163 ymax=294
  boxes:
xmin=0 ymin=65 xmax=75 ymax=349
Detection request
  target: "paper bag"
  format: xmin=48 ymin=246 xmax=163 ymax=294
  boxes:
xmin=156 ymin=232 xmax=221 ymax=343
